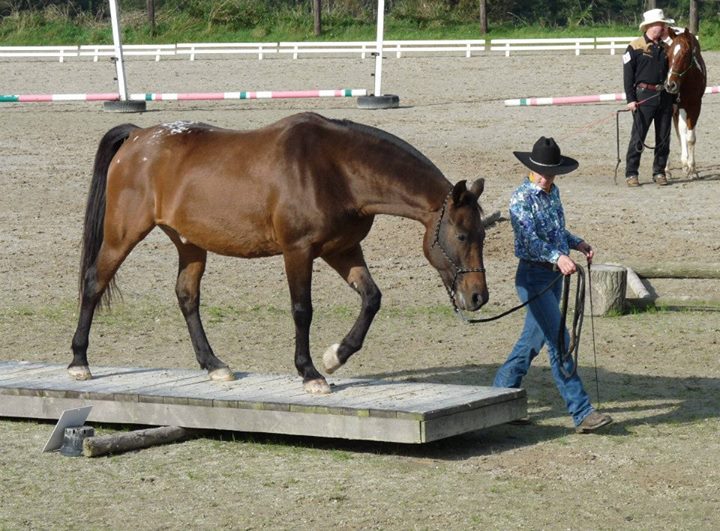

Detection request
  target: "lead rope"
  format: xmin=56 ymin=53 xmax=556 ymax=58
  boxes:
xmin=558 ymin=265 xmax=584 ymax=378
xmin=586 ymin=262 xmax=602 ymax=407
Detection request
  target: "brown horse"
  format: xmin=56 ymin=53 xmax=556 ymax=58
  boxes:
xmin=70 ymin=112 xmax=489 ymax=394
xmin=665 ymin=28 xmax=707 ymax=178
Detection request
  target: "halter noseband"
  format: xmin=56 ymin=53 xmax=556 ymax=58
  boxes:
xmin=431 ymin=190 xmax=485 ymax=313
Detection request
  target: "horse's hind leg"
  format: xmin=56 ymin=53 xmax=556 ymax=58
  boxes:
xmin=70 ymin=234 xmax=149 ymax=380
xmin=320 ymin=245 xmax=381 ymax=375
xmin=164 ymin=228 xmax=234 ymax=381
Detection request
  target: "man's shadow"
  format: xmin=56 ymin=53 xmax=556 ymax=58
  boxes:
xmin=340 ymin=362 xmax=720 ymax=460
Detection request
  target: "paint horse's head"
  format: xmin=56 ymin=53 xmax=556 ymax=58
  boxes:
xmin=424 ymin=179 xmax=488 ymax=312
xmin=665 ymin=28 xmax=701 ymax=95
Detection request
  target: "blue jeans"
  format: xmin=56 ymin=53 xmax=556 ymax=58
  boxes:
xmin=493 ymin=260 xmax=593 ymax=426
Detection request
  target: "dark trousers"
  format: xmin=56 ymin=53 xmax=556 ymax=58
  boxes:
xmin=625 ymin=88 xmax=674 ymax=178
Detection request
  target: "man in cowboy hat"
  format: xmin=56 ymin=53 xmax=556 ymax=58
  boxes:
xmin=493 ymin=137 xmax=613 ymax=433
xmin=623 ymin=8 xmax=676 ymax=187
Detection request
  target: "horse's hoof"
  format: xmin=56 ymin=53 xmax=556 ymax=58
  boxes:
xmin=304 ymin=378 xmax=332 ymax=395
xmin=68 ymin=366 xmax=92 ymax=381
xmin=209 ymin=367 xmax=236 ymax=381
xmin=323 ymin=343 xmax=342 ymax=374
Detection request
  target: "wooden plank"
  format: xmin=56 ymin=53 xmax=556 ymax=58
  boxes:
xmin=0 ymin=362 xmax=526 ymax=444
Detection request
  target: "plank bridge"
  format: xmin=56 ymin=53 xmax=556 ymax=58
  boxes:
xmin=0 ymin=361 xmax=526 ymax=444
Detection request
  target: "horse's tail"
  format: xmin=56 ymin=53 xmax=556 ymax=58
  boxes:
xmin=79 ymin=123 xmax=139 ymax=308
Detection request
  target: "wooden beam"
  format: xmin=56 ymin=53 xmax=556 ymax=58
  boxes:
xmin=627 ymin=262 xmax=720 ymax=279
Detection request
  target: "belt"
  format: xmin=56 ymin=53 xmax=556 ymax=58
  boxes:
xmin=636 ymin=82 xmax=664 ymax=92
xmin=521 ymin=259 xmax=557 ymax=271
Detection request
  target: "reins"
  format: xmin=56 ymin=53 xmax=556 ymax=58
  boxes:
xmin=452 ymin=273 xmax=563 ymax=324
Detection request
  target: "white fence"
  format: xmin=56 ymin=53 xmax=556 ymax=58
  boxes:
xmin=0 ymin=37 xmax=637 ymax=62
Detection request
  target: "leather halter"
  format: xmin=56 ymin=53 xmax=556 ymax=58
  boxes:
xmin=668 ymin=36 xmax=702 ymax=80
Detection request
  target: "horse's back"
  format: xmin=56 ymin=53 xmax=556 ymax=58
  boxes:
xmin=104 ymin=114 xmax=363 ymax=258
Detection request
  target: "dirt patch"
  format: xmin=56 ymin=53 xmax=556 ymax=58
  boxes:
xmin=1 ymin=53 xmax=719 ymax=529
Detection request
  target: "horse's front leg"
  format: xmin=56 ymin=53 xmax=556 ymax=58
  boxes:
xmin=321 ymin=245 xmax=381 ymax=375
xmin=686 ymin=126 xmax=698 ymax=178
xmin=677 ymin=108 xmax=692 ymax=176
xmin=283 ymin=250 xmax=330 ymax=394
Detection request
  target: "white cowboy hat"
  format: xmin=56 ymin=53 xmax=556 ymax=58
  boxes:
xmin=639 ymin=8 xmax=675 ymax=31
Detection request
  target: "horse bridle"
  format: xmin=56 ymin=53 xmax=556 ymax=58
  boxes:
xmin=431 ymin=190 xmax=485 ymax=314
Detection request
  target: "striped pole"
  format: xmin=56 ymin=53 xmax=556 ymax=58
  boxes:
xmin=0 ymin=89 xmax=367 ymax=104
xmin=135 ymin=89 xmax=367 ymax=101
xmin=505 ymin=86 xmax=720 ymax=107
xmin=0 ymin=93 xmax=120 ymax=103
xmin=505 ymin=93 xmax=625 ymax=107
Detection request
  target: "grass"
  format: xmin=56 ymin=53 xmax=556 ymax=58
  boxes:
xmin=2 ymin=6 xmax=720 ymax=49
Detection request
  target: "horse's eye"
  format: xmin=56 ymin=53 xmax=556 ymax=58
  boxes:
xmin=457 ymin=233 xmax=467 ymax=242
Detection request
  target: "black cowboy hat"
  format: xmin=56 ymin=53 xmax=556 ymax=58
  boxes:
xmin=513 ymin=136 xmax=579 ymax=176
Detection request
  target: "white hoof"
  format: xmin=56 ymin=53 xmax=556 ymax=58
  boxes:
xmin=68 ymin=366 xmax=93 ymax=381
xmin=209 ymin=367 xmax=236 ymax=381
xmin=304 ymin=378 xmax=332 ymax=395
xmin=323 ymin=344 xmax=342 ymax=374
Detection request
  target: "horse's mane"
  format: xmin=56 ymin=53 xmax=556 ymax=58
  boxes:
xmin=330 ymin=117 xmax=444 ymax=176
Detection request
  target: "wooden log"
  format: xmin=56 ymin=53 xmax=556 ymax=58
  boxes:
xmin=627 ymin=262 xmax=720 ymax=279
xmin=82 ymin=426 xmax=192 ymax=457
xmin=585 ymin=264 xmax=627 ymax=316
xmin=481 ymin=210 xmax=502 ymax=227
xmin=625 ymin=266 xmax=650 ymax=299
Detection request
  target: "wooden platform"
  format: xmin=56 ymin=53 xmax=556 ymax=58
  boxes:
xmin=0 ymin=361 xmax=526 ymax=444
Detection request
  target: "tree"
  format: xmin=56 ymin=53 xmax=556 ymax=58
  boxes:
xmin=147 ymin=0 xmax=155 ymax=36
xmin=313 ymin=0 xmax=322 ymax=36
xmin=479 ymin=0 xmax=487 ymax=34
xmin=689 ymin=0 xmax=699 ymax=33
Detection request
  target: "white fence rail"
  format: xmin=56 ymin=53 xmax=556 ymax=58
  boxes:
xmin=0 ymin=37 xmax=638 ymax=62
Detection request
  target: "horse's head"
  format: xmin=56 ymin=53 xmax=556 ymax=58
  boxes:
xmin=665 ymin=28 xmax=695 ymax=94
xmin=424 ymin=178 xmax=488 ymax=312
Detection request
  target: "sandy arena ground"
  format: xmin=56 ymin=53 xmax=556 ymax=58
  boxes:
xmin=1 ymin=51 xmax=719 ymax=529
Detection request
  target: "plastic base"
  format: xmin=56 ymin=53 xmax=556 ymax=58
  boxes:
xmin=59 ymin=425 xmax=95 ymax=457
xmin=103 ymin=100 xmax=147 ymax=113
xmin=357 ymin=94 xmax=400 ymax=110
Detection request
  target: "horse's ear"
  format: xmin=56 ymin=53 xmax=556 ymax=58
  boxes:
xmin=451 ymin=180 xmax=468 ymax=206
xmin=469 ymin=178 xmax=485 ymax=199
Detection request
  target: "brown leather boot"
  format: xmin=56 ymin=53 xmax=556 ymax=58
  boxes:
xmin=576 ymin=411 xmax=613 ymax=433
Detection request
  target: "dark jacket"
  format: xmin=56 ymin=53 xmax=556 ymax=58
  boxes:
xmin=623 ymin=35 xmax=671 ymax=104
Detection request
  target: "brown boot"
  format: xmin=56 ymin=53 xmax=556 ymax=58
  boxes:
xmin=653 ymin=174 xmax=668 ymax=186
xmin=626 ymin=176 xmax=639 ymax=187
xmin=576 ymin=411 xmax=613 ymax=433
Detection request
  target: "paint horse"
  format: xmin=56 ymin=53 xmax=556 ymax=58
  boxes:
xmin=664 ymin=27 xmax=706 ymax=179
xmin=70 ymin=113 xmax=489 ymax=394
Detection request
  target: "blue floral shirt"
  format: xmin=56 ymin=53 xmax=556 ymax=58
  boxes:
xmin=509 ymin=177 xmax=583 ymax=264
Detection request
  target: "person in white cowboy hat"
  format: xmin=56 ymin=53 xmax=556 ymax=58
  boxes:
xmin=622 ymin=8 xmax=677 ymax=187
xmin=493 ymin=137 xmax=613 ymax=434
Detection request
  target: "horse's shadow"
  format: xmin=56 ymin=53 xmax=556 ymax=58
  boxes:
xmin=351 ymin=363 xmax=719 ymax=458
xmin=204 ymin=363 xmax=718 ymax=459
xmin=667 ymin=164 xmax=720 ymax=183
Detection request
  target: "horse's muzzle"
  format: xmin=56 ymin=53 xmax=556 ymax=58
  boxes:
xmin=664 ymin=81 xmax=679 ymax=94
xmin=457 ymin=288 xmax=489 ymax=312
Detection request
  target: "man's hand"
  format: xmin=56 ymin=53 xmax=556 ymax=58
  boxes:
xmin=576 ymin=241 xmax=594 ymax=264
xmin=627 ymin=101 xmax=638 ymax=111
xmin=556 ymin=254 xmax=577 ymax=275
